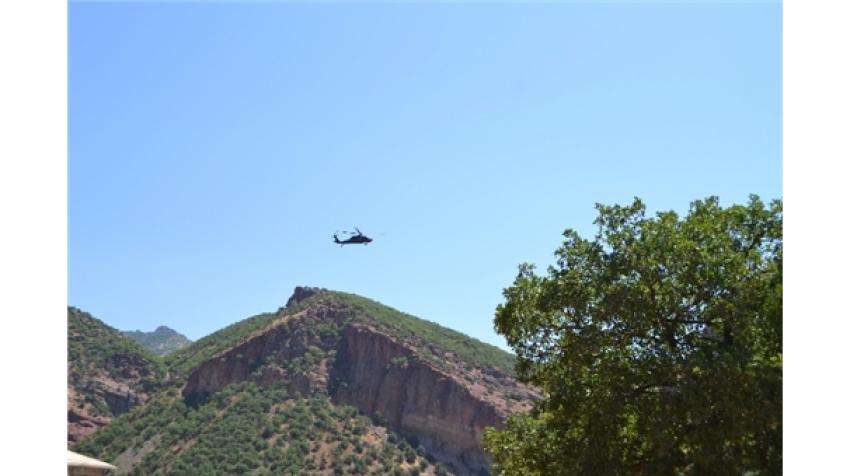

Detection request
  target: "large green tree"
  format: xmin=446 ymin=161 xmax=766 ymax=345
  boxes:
xmin=484 ymin=196 xmax=781 ymax=475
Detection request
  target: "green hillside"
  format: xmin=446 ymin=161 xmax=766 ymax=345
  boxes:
xmin=75 ymin=381 xmax=448 ymax=476
xmin=68 ymin=307 xmax=168 ymax=445
xmin=332 ymin=292 xmax=517 ymax=377
xmin=71 ymin=289 xmax=526 ymax=475
xmin=68 ymin=307 xmax=166 ymax=399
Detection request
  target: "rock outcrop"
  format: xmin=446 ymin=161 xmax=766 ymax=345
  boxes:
xmin=182 ymin=301 xmax=351 ymax=403
xmin=330 ymin=325 xmax=504 ymax=474
xmin=67 ymin=386 xmax=110 ymax=443
xmin=67 ymin=370 xmax=155 ymax=443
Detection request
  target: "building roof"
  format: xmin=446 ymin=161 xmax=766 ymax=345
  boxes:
xmin=67 ymin=450 xmax=117 ymax=470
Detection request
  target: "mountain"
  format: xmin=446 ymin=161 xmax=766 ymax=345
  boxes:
xmin=123 ymin=326 xmax=192 ymax=356
xmin=68 ymin=307 xmax=167 ymax=443
xmin=71 ymin=287 xmax=537 ymax=475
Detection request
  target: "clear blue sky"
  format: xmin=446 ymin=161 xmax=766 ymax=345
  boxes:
xmin=69 ymin=1 xmax=781 ymax=349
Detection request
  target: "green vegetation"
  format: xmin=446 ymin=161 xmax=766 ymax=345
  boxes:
xmin=484 ymin=196 xmax=782 ymax=475
xmin=332 ymin=291 xmax=517 ymax=377
xmin=75 ymin=380 xmax=440 ymax=475
xmin=71 ymin=287 xmax=519 ymax=475
xmin=68 ymin=307 xmax=165 ymax=395
xmin=387 ymin=356 xmax=409 ymax=370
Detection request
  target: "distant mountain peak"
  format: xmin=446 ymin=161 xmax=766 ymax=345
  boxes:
xmin=122 ymin=325 xmax=191 ymax=356
xmin=153 ymin=325 xmax=178 ymax=335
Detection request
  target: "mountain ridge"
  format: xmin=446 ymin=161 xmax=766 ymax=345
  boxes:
xmin=71 ymin=287 xmax=537 ymax=475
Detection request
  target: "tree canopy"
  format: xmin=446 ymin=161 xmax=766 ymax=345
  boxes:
xmin=484 ymin=196 xmax=782 ymax=475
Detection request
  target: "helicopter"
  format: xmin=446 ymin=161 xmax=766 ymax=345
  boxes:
xmin=333 ymin=227 xmax=373 ymax=246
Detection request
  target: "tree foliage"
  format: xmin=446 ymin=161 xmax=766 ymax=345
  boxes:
xmin=484 ymin=196 xmax=782 ymax=475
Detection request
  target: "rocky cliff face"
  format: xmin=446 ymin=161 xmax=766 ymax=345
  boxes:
xmin=67 ymin=375 xmax=150 ymax=442
xmin=67 ymin=387 xmax=110 ymax=443
xmin=182 ymin=299 xmax=352 ymax=403
xmin=181 ymin=290 xmax=536 ymax=475
xmin=330 ymin=325 xmax=505 ymax=474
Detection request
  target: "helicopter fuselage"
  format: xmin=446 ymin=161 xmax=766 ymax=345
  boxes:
xmin=333 ymin=233 xmax=372 ymax=245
